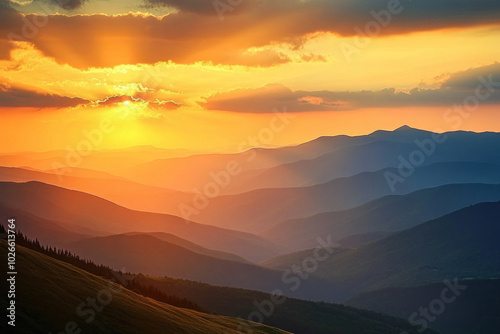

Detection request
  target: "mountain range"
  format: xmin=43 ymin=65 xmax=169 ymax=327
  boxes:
xmin=262 ymin=201 xmax=500 ymax=301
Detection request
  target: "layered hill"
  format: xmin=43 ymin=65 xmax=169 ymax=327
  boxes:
xmin=195 ymin=162 xmax=500 ymax=232
xmin=261 ymin=183 xmax=500 ymax=251
xmin=121 ymin=132 xmax=380 ymax=192
xmin=231 ymin=127 xmax=500 ymax=192
xmin=344 ymin=279 xmax=500 ymax=334
xmin=124 ymin=232 xmax=249 ymax=263
xmin=64 ymin=233 xmax=331 ymax=300
xmin=0 ymin=181 xmax=281 ymax=262
xmin=0 ymin=166 xmax=193 ymax=216
xmin=263 ymin=201 xmax=500 ymax=301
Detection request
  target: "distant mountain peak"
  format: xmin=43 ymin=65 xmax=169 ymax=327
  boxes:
xmin=394 ymin=125 xmax=415 ymax=131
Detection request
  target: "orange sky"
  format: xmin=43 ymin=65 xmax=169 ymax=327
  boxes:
xmin=0 ymin=0 xmax=499 ymax=153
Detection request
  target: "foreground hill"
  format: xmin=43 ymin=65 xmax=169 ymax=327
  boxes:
xmin=344 ymin=279 xmax=500 ymax=334
xmin=196 ymin=162 xmax=500 ymax=232
xmin=0 ymin=181 xmax=281 ymax=262
xmin=0 ymin=236 xmax=435 ymax=334
xmin=0 ymin=241 xmax=289 ymax=334
xmin=261 ymin=183 xmax=500 ymax=251
xmin=263 ymin=201 xmax=500 ymax=301
xmin=134 ymin=275 xmax=437 ymax=334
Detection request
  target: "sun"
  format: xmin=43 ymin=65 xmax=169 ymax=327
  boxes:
xmin=123 ymin=101 xmax=131 ymax=106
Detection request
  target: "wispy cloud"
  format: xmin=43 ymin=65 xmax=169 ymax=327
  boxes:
xmin=0 ymin=83 xmax=88 ymax=108
xmin=203 ymin=64 xmax=500 ymax=112
xmin=1 ymin=0 xmax=499 ymax=68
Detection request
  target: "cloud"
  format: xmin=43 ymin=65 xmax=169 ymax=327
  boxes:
xmin=202 ymin=64 xmax=500 ymax=112
xmin=0 ymin=84 xmax=88 ymax=108
xmin=94 ymin=94 xmax=181 ymax=110
xmin=1 ymin=0 xmax=500 ymax=68
xmin=49 ymin=0 xmax=88 ymax=10
xmin=5 ymin=0 xmax=88 ymax=10
xmin=143 ymin=0 xmax=226 ymax=14
xmin=144 ymin=0 xmax=500 ymax=32
xmin=0 ymin=8 xmax=296 ymax=68
xmin=0 ymin=82 xmax=182 ymax=110
xmin=441 ymin=63 xmax=500 ymax=90
xmin=202 ymin=84 xmax=321 ymax=113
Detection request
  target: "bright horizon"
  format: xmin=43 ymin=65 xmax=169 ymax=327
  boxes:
xmin=1 ymin=0 xmax=499 ymax=152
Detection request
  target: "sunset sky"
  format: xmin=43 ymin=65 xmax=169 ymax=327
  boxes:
xmin=1 ymin=0 xmax=499 ymax=153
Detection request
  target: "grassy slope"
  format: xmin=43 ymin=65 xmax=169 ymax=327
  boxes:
xmin=0 ymin=241 xmax=289 ymax=334
xmin=134 ymin=275 xmax=439 ymax=334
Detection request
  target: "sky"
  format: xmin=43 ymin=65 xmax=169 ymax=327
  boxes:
xmin=0 ymin=0 xmax=499 ymax=153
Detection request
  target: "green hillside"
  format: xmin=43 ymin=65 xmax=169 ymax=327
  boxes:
xmin=0 ymin=241 xmax=289 ymax=334
xmin=135 ymin=275 xmax=438 ymax=334
xmin=0 ymin=232 xmax=437 ymax=334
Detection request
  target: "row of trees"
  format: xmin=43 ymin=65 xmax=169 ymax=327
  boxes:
xmin=0 ymin=224 xmax=208 ymax=313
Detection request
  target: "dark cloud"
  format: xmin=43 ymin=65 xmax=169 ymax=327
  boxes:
xmin=144 ymin=0 xmax=227 ymax=14
xmin=441 ymin=63 xmax=500 ymax=90
xmin=308 ymin=0 xmax=500 ymax=35
xmin=202 ymin=64 xmax=500 ymax=112
xmin=144 ymin=0 xmax=500 ymax=28
xmin=95 ymin=95 xmax=181 ymax=110
xmin=0 ymin=85 xmax=88 ymax=108
xmin=202 ymin=84 xmax=318 ymax=113
xmin=0 ymin=86 xmax=181 ymax=109
xmin=0 ymin=8 xmax=295 ymax=68
xmin=1 ymin=0 xmax=499 ymax=68
xmin=49 ymin=0 xmax=88 ymax=10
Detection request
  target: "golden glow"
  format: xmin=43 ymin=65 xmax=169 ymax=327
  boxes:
xmin=0 ymin=17 xmax=499 ymax=153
